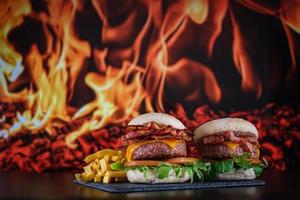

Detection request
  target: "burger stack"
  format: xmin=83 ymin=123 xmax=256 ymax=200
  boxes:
xmin=122 ymin=113 xmax=266 ymax=183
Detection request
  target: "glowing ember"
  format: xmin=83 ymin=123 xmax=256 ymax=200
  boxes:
xmin=1 ymin=103 xmax=299 ymax=172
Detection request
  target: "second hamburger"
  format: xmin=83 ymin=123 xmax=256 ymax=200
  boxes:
xmin=194 ymin=118 xmax=266 ymax=180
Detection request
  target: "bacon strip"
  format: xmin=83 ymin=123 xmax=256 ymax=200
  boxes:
xmin=240 ymin=141 xmax=258 ymax=158
xmin=202 ymin=134 xmax=224 ymax=144
xmin=200 ymin=131 xmax=259 ymax=146
xmin=122 ymin=122 xmax=192 ymax=145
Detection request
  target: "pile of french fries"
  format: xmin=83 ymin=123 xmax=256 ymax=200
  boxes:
xmin=75 ymin=149 xmax=127 ymax=184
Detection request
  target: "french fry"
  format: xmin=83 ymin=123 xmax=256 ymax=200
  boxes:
xmin=84 ymin=149 xmax=121 ymax=163
xmin=75 ymin=173 xmax=82 ymax=180
xmin=105 ymin=170 xmax=127 ymax=178
xmin=94 ymin=176 xmax=102 ymax=183
xmin=76 ymin=148 xmax=126 ymax=184
xmin=98 ymin=170 xmax=105 ymax=177
xmin=81 ymin=172 xmax=94 ymax=181
xmin=111 ymin=155 xmax=122 ymax=162
xmin=103 ymin=154 xmax=110 ymax=162
xmin=100 ymin=158 xmax=110 ymax=171
xmin=103 ymin=174 xmax=112 ymax=184
xmin=91 ymin=162 xmax=100 ymax=171
xmin=94 ymin=171 xmax=103 ymax=183
xmin=83 ymin=165 xmax=93 ymax=176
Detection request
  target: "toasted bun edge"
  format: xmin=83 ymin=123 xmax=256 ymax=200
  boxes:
xmin=193 ymin=118 xmax=258 ymax=141
xmin=216 ymin=168 xmax=257 ymax=180
xmin=127 ymin=169 xmax=190 ymax=183
xmin=128 ymin=113 xmax=186 ymax=129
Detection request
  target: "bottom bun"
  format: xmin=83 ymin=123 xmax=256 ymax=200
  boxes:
xmin=216 ymin=168 xmax=256 ymax=180
xmin=127 ymin=169 xmax=190 ymax=184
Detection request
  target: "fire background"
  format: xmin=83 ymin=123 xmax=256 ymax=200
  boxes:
xmin=0 ymin=0 xmax=300 ymax=199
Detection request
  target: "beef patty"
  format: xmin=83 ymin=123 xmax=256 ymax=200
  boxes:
xmin=199 ymin=143 xmax=259 ymax=159
xmin=132 ymin=140 xmax=187 ymax=160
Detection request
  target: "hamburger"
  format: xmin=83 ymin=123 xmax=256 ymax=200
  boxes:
xmin=194 ymin=118 xmax=266 ymax=180
xmin=122 ymin=113 xmax=209 ymax=183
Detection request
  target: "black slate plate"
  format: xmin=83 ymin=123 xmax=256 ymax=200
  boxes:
xmin=74 ymin=179 xmax=265 ymax=193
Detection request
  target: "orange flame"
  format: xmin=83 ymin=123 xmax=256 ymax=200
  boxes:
xmin=4 ymin=0 xmax=91 ymax=135
xmin=207 ymin=0 xmax=228 ymax=58
xmin=236 ymin=0 xmax=299 ymax=86
xmin=238 ymin=0 xmax=300 ymax=33
xmin=166 ymin=58 xmax=221 ymax=104
xmin=0 ymin=0 xmax=31 ymax=101
xmin=280 ymin=0 xmax=300 ymax=34
xmin=184 ymin=0 xmax=209 ymax=24
xmin=230 ymin=9 xmax=262 ymax=100
xmin=2 ymin=0 xmax=297 ymax=147
xmin=280 ymin=2 xmax=300 ymax=85
xmin=66 ymin=64 xmax=150 ymax=146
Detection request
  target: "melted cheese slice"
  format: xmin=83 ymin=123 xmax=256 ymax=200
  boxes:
xmin=222 ymin=142 xmax=261 ymax=158
xmin=125 ymin=139 xmax=181 ymax=161
xmin=222 ymin=141 xmax=240 ymax=150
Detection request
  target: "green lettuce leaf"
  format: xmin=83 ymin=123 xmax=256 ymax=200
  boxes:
xmin=211 ymin=153 xmax=267 ymax=177
xmin=233 ymin=153 xmax=267 ymax=176
xmin=127 ymin=161 xmax=212 ymax=182
xmin=174 ymin=167 xmax=182 ymax=177
xmin=126 ymin=153 xmax=267 ymax=181
xmin=251 ymin=165 xmax=265 ymax=176
xmin=192 ymin=161 xmax=211 ymax=181
xmin=185 ymin=166 xmax=194 ymax=182
xmin=157 ymin=164 xmax=172 ymax=179
xmin=110 ymin=161 xmax=125 ymax=171
xmin=208 ymin=153 xmax=267 ymax=178
xmin=233 ymin=153 xmax=251 ymax=168
xmin=212 ymin=159 xmax=234 ymax=174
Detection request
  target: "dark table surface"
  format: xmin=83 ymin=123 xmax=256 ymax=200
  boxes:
xmin=0 ymin=169 xmax=299 ymax=200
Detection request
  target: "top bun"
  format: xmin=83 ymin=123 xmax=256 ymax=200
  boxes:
xmin=128 ymin=113 xmax=186 ymax=130
xmin=194 ymin=118 xmax=258 ymax=141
